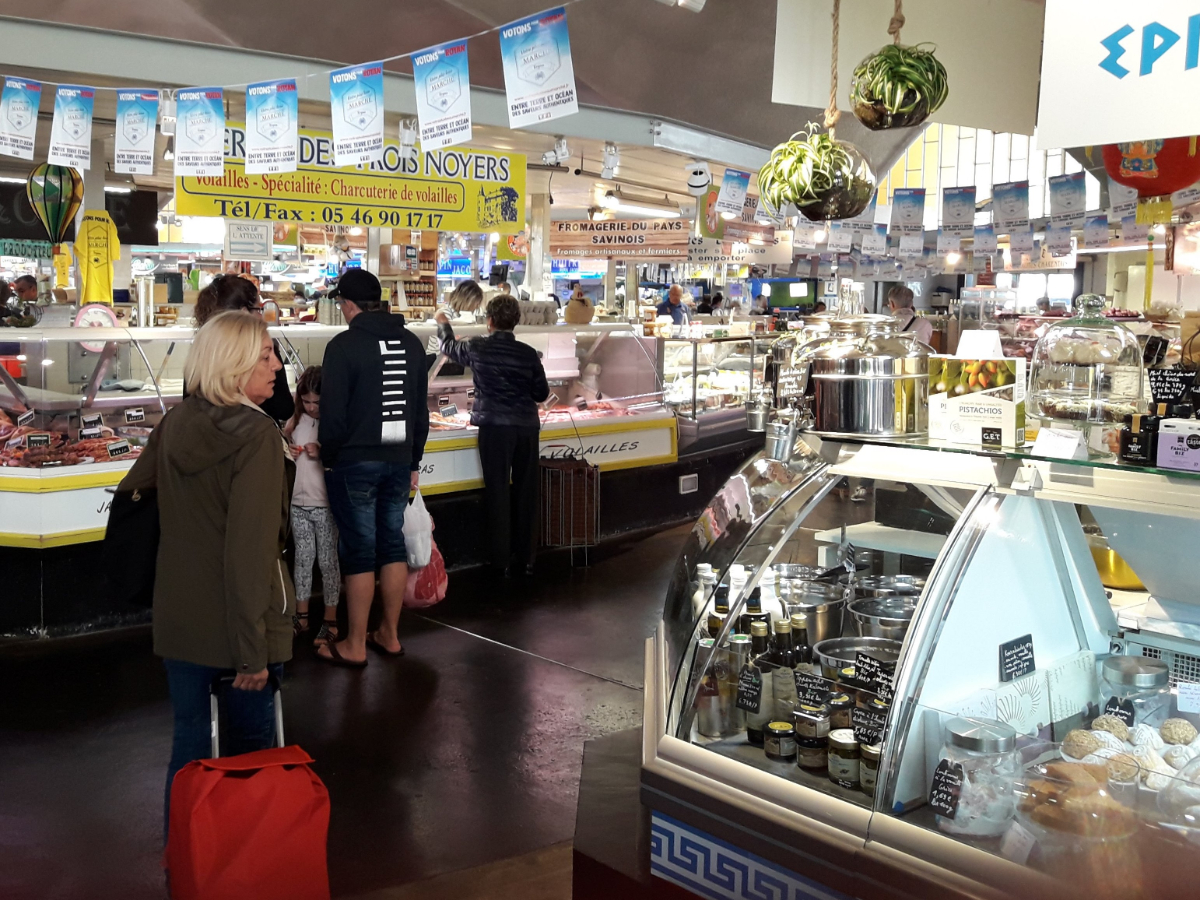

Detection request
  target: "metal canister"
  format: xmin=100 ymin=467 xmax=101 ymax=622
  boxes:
xmin=693 ymin=639 xmax=724 ymax=737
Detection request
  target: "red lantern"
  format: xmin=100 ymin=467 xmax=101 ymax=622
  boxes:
xmin=1102 ymin=136 xmax=1200 ymax=197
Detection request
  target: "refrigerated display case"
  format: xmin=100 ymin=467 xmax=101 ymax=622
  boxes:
xmin=643 ymin=436 xmax=1200 ymax=900
xmin=661 ymin=333 xmax=787 ymax=452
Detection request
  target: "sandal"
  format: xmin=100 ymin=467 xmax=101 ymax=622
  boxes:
xmin=292 ymin=612 xmax=310 ymax=637
xmin=316 ymin=640 xmax=367 ymax=669
xmin=313 ymin=621 xmax=340 ymax=647
xmin=366 ymin=631 xmax=406 ymax=658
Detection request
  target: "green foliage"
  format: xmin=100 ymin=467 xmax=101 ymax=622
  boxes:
xmin=850 ymin=44 xmax=948 ymax=119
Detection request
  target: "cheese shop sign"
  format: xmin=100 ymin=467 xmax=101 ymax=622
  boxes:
xmin=176 ymin=123 xmax=527 ymax=234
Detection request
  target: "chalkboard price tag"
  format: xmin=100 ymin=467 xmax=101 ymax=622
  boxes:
xmin=999 ymin=634 xmax=1036 ymax=683
xmin=1104 ymin=695 xmax=1136 ymax=727
xmin=17 ymin=409 xmax=34 ymax=426
xmin=81 ymin=413 xmax=103 ymax=429
xmin=853 ymin=705 xmax=888 ymax=746
xmin=929 ymin=758 xmax=965 ymax=818
xmin=794 ymin=669 xmax=832 ymax=706
xmin=439 ymin=404 xmax=459 ymax=417
xmin=26 ymin=433 xmax=51 ymax=448
xmin=106 ymin=440 xmax=132 ymax=458
xmin=79 ymin=427 xmax=103 ymax=440
xmin=855 ymin=652 xmax=890 ymax=694
xmin=736 ymin=664 xmax=763 ymax=714
xmin=124 ymin=407 xmax=145 ymax=424
xmin=1149 ymin=367 xmax=1197 ymax=406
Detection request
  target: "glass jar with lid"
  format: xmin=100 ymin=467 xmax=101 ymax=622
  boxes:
xmin=935 ymin=717 xmax=1020 ymax=838
xmin=1099 ymin=655 xmax=1171 ymax=730
xmin=1028 ymin=293 xmax=1146 ymax=451
xmin=860 ymin=743 xmax=882 ymax=797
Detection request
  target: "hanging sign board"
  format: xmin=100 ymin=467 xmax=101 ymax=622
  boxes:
xmin=329 ymin=62 xmax=385 ymax=167
xmin=687 ymin=235 xmax=793 ymax=266
xmin=549 ymin=219 xmax=689 ymax=259
xmin=714 ymin=168 xmax=752 ymax=218
xmin=1038 ymin=0 xmax=1200 ymax=148
xmin=114 ymin=89 xmax=159 ymax=175
xmin=412 ymin=40 xmax=473 ymax=152
xmin=48 ymin=85 xmax=95 ymax=170
xmin=245 ymin=79 xmax=299 ymax=174
xmin=175 ymin=87 xmax=225 ymax=177
xmin=177 ymin=123 xmax=526 ymax=235
xmin=224 ymin=220 xmax=273 ymax=261
xmin=0 ymin=77 xmax=41 ymax=160
xmin=499 ymin=6 xmax=579 ymax=128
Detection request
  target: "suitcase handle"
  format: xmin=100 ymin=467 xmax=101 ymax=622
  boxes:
xmin=210 ymin=674 xmax=285 ymax=758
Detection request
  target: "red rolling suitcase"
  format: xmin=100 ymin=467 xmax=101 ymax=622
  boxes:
xmin=166 ymin=677 xmax=330 ymax=900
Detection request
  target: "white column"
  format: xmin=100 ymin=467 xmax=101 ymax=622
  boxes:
xmin=526 ymin=193 xmax=552 ymax=302
xmin=366 ymin=227 xmax=382 ymax=275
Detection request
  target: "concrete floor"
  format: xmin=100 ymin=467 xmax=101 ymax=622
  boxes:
xmin=0 ymin=525 xmax=686 ymax=900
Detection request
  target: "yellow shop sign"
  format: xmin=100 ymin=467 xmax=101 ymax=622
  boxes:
xmin=176 ymin=123 xmax=526 ymax=234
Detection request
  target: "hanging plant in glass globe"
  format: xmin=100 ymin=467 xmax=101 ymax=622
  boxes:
xmin=757 ymin=124 xmax=876 ymax=222
xmin=850 ymin=43 xmax=948 ymax=131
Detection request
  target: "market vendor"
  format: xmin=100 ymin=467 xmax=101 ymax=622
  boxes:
xmin=435 ymin=295 xmax=549 ymax=578
xmin=657 ymin=284 xmax=688 ymax=326
xmin=887 ymin=285 xmax=933 ymax=345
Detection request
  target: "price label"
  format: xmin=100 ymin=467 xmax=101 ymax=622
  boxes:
xmin=981 ymin=427 xmax=1003 ymax=450
xmin=1149 ymin=368 xmax=1197 ymax=406
xmin=853 ymin=705 xmax=887 ymax=746
xmin=79 ymin=427 xmax=103 ymax=440
xmin=794 ymin=669 xmax=832 ymax=706
xmin=999 ymin=820 xmax=1037 ymax=865
xmin=124 ymin=407 xmax=145 ymax=424
xmin=439 ymin=404 xmax=459 ymax=417
xmin=1104 ymin=695 xmax=1137 ymax=727
xmin=106 ymin=440 xmax=132 ymax=458
xmin=1177 ymin=681 xmax=1200 ymax=715
xmin=999 ymin=634 xmax=1036 ymax=683
xmin=466 ymin=388 xmax=476 ymax=400
xmin=16 ymin=409 xmax=34 ymax=427
xmin=736 ymin=664 xmax=763 ymax=714
xmin=81 ymin=413 xmax=103 ymax=429
xmin=855 ymin=652 xmax=891 ymax=694
xmin=438 ymin=395 xmax=451 ymax=406
xmin=26 ymin=433 xmax=51 ymax=448
xmin=929 ymin=758 xmax=964 ymax=818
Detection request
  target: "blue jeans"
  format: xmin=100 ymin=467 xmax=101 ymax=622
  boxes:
xmin=325 ymin=460 xmax=411 ymax=576
xmin=163 ymin=658 xmax=284 ymax=840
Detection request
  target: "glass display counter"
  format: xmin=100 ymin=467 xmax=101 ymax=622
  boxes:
xmin=644 ymin=436 xmax=1200 ymax=900
xmin=0 ymin=321 xmax=672 ymax=547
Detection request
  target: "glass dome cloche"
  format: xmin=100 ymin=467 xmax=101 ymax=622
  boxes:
xmin=1028 ymin=293 xmax=1146 ymax=431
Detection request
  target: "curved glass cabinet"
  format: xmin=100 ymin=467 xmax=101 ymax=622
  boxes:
xmin=647 ymin=437 xmax=1200 ymax=900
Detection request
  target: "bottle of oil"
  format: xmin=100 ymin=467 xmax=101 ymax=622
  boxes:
xmin=746 ymin=621 xmax=775 ymax=746
xmin=771 ymin=618 xmax=799 ymax=720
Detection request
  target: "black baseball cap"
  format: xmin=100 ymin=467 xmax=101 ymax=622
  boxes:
xmin=328 ymin=268 xmax=382 ymax=306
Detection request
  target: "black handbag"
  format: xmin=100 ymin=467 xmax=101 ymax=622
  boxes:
xmin=104 ymin=486 xmax=160 ymax=608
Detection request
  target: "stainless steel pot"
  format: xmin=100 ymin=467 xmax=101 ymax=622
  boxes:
xmin=764 ymin=414 xmax=800 ymax=462
xmin=843 ymin=574 xmax=927 ymax=598
xmin=811 ymin=636 xmax=903 ymax=682
xmin=784 ymin=581 xmax=849 ymax=644
xmin=796 ymin=316 xmax=931 ymax=438
xmin=848 ymin=597 xmax=917 ymax=641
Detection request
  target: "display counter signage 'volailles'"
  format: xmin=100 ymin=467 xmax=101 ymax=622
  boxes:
xmin=548 ymin=219 xmax=689 ymax=259
xmin=176 ymin=123 xmax=526 ymax=234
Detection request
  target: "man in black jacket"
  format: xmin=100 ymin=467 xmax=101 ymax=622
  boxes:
xmin=436 ymin=295 xmax=549 ymax=577
xmin=318 ymin=269 xmax=429 ymax=666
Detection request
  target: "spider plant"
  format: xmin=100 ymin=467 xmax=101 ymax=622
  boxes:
xmin=849 ymin=43 xmax=949 ymax=131
xmin=758 ymin=124 xmax=876 ymax=222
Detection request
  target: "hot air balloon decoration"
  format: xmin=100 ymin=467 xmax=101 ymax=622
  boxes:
xmin=25 ymin=164 xmax=83 ymax=255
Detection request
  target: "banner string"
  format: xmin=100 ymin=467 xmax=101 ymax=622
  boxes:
xmin=2 ymin=0 xmax=589 ymax=96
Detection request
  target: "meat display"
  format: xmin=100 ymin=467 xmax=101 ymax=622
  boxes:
xmin=1 ymin=426 xmax=141 ymax=467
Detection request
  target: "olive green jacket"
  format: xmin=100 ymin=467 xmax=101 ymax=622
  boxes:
xmin=122 ymin=395 xmax=295 ymax=673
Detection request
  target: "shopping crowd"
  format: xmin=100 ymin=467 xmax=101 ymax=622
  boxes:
xmin=118 ymin=269 xmax=549 ymax=835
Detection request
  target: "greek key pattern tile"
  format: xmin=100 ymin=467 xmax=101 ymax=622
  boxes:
xmin=649 ymin=812 xmax=851 ymax=900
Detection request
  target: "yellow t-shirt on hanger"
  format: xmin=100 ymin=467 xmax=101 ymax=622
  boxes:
xmin=73 ymin=210 xmax=121 ymax=305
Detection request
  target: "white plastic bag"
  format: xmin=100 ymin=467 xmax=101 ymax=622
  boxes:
xmin=402 ymin=489 xmax=433 ymax=569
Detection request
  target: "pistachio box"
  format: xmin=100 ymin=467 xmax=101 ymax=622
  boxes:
xmin=929 ymin=356 xmax=1027 ymax=448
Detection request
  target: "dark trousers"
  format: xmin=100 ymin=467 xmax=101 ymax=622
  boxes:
xmin=477 ymin=424 xmax=540 ymax=569
xmin=163 ymin=658 xmax=283 ymax=840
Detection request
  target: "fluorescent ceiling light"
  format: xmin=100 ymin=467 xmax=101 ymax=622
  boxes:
xmin=599 ymin=190 xmax=680 ymax=218
xmin=104 ymin=186 xmax=132 ymax=193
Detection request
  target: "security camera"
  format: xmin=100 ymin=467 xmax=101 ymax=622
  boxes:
xmin=686 ymin=161 xmax=712 ymax=196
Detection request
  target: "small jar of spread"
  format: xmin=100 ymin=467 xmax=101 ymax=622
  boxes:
xmin=764 ymin=721 xmax=797 ymax=762
xmin=860 ymin=743 xmax=881 ymax=796
xmin=797 ymin=735 xmax=828 ymax=770
xmin=828 ymin=728 xmax=860 ymax=789
xmin=792 ymin=702 xmax=831 ymax=739
xmin=828 ymin=693 xmax=853 ymax=730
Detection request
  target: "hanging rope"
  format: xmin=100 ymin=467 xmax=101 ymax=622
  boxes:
xmin=888 ymin=0 xmax=906 ymax=45
xmin=824 ymin=0 xmax=842 ymax=136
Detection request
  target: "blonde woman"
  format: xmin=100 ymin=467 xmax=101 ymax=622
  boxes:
xmin=121 ymin=310 xmax=295 ymax=836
